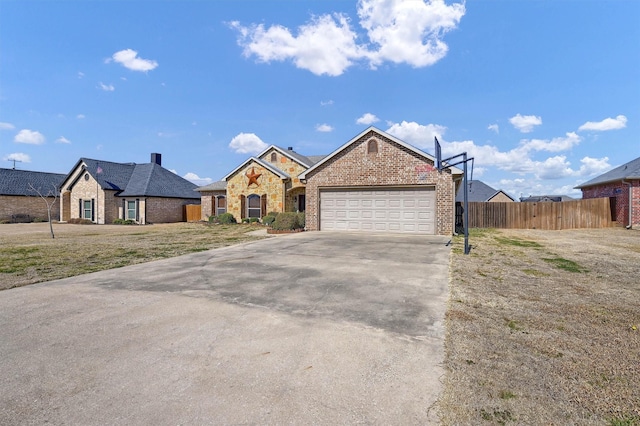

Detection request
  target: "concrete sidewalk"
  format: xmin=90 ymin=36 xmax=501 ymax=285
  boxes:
xmin=0 ymin=232 xmax=451 ymax=425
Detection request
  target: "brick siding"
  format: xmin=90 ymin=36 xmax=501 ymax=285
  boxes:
xmin=304 ymin=131 xmax=456 ymax=235
xmin=581 ymin=180 xmax=640 ymax=227
xmin=0 ymin=195 xmax=60 ymax=222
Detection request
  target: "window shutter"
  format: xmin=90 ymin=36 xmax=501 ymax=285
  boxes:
xmin=91 ymin=199 xmax=95 ymax=222
xmin=79 ymin=199 xmax=82 ymax=219
xmin=122 ymin=200 xmax=126 ymax=219
xmin=240 ymin=195 xmax=246 ymax=219
xmin=261 ymin=194 xmax=267 ymax=217
xmin=135 ymin=199 xmax=140 ymax=221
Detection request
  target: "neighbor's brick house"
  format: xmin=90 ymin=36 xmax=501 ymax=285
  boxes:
xmin=59 ymin=153 xmax=200 ymax=224
xmin=0 ymin=168 xmax=65 ymax=222
xmin=199 ymin=127 xmax=462 ymax=235
xmin=575 ymin=156 xmax=640 ymax=228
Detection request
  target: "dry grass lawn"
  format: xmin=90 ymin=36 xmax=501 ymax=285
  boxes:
xmin=0 ymin=222 xmax=265 ymax=290
xmin=441 ymin=227 xmax=640 ymax=425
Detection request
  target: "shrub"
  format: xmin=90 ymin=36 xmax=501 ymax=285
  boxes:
xmin=68 ymin=218 xmax=93 ymax=225
xmin=271 ymin=212 xmax=302 ymax=231
xmin=262 ymin=214 xmax=277 ymax=226
xmin=207 ymin=215 xmax=217 ymax=223
xmin=249 ymin=217 xmax=260 ymax=223
xmin=113 ymin=218 xmax=136 ymax=225
xmin=217 ymin=213 xmax=237 ymax=224
xmin=296 ymin=212 xmax=305 ymax=228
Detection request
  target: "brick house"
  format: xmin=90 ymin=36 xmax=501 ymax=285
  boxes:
xmin=456 ymin=180 xmax=515 ymax=203
xmin=199 ymin=127 xmax=462 ymax=235
xmin=59 ymin=153 xmax=200 ymax=224
xmin=0 ymin=168 xmax=65 ymax=222
xmin=575 ymin=156 xmax=640 ymax=228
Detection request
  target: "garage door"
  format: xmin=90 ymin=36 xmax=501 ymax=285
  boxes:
xmin=320 ymin=188 xmax=436 ymax=234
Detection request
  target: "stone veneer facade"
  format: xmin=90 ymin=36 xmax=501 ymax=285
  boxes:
xmin=303 ymin=131 xmax=457 ymax=235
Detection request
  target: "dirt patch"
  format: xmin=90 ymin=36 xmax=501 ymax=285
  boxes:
xmin=440 ymin=227 xmax=640 ymax=425
xmin=0 ymin=222 xmax=265 ymax=290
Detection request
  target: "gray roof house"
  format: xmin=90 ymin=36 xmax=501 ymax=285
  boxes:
xmin=575 ymin=156 xmax=640 ymax=227
xmin=456 ymin=180 xmax=515 ymax=203
xmin=0 ymin=168 xmax=66 ymax=222
xmin=519 ymin=195 xmax=574 ymax=202
xmin=59 ymin=153 xmax=200 ymax=224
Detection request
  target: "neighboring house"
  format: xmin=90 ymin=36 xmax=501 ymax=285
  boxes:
xmin=456 ymin=180 xmax=515 ymax=203
xmin=199 ymin=127 xmax=462 ymax=235
xmin=575 ymin=156 xmax=640 ymax=228
xmin=59 ymin=153 xmax=200 ymax=224
xmin=0 ymin=168 xmax=66 ymax=222
xmin=520 ymin=195 xmax=574 ymax=202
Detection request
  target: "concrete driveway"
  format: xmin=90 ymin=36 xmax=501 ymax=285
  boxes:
xmin=0 ymin=232 xmax=451 ymax=425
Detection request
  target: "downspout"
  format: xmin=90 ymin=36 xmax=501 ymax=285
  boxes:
xmin=622 ymin=180 xmax=633 ymax=229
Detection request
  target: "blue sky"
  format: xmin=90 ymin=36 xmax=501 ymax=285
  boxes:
xmin=1 ymin=0 xmax=638 ymax=199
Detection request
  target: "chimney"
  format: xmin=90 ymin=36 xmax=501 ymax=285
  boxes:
xmin=151 ymin=153 xmax=162 ymax=166
xmin=287 ymin=147 xmax=293 ymax=151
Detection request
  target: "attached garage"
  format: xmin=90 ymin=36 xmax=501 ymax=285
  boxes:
xmin=320 ymin=187 xmax=436 ymax=234
xmin=300 ymin=127 xmax=462 ymax=236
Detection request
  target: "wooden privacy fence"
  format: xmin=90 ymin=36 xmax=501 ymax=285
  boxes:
xmin=183 ymin=204 xmax=202 ymax=222
xmin=465 ymin=197 xmax=615 ymax=230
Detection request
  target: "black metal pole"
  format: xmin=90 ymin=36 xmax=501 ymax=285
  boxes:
xmin=462 ymin=153 xmax=470 ymax=254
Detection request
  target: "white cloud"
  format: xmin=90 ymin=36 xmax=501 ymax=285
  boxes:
xmin=98 ymin=82 xmax=115 ymax=91
xmin=578 ymin=115 xmax=627 ymax=132
xmin=519 ymin=132 xmax=582 ymax=153
xmin=386 ymin=120 xmax=447 ymax=149
xmin=487 ymin=124 xmax=499 ymax=133
xmin=78 ymin=71 xmax=84 ymax=79
xmin=321 ymin=100 xmax=334 ymax=106
xmin=0 ymin=122 xmax=15 ymax=130
xmin=183 ymin=172 xmax=213 ymax=186
xmin=14 ymin=129 xmax=45 ymax=145
xmin=107 ymin=49 xmax=158 ymax=72
xmin=509 ymin=114 xmax=542 ymax=133
xmin=356 ymin=113 xmax=379 ymax=125
xmin=316 ymin=124 xmax=334 ymax=132
xmin=4 ymin=152 xmax=31 ymax=163
xmin=230 ymin=0 xmax=464 ymax=76
xmin=576 ymin=156 xmax=611 ymax=177
xmin=77 ymin=114 xmax=85 ymax=119
xmin=229 ymin=132 xmax=269 ymax=154
xmin=56 ymin=136 xmax=71 ymax=144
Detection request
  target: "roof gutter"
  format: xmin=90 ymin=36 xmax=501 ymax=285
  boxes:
xmin=622 ymin=179 xmax=633 ymax=229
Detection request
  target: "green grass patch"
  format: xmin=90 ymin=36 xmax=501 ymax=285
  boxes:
xmin=522 ymin=268 xmax=549 ymax=277
xmin=494 ymin=237 xmax=543 ymax=248
xmin=499 ymin=390 xmax=516 ymax=400
xmin=542 ymin=257 xmax=587 ymax=273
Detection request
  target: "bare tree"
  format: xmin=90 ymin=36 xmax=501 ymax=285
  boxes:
xmin=28 ymin=183 xmax=58 ymax=239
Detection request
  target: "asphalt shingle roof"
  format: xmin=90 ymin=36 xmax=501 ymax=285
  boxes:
xmin=195 ymin=181 xmax=228 ymax=192
xmin=0 ymin=168 xmax=66 ymax=196
xmin=79 ymin=158 xmax=199 ymax=199
xmin=575 ymin=156 xmax=640 ymax=188
xmin=456 ymin=180 xmax=513 ymax=202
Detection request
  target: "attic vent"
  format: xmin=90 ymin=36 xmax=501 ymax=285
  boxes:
xmin=288 ymin=147 xmax=293 ymax=151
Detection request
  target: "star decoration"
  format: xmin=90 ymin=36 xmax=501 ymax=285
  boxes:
xmin=246 ymin=167 xmax=261 ymax=187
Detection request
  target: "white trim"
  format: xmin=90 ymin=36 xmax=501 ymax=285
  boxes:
xmin=299 ymin=127 xmax=463 ymax=179
xmin=222 ymin=157 xmax=289 ymax=181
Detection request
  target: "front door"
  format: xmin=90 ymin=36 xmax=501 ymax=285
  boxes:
xmin=297 ymin=194 xmax=306 ymax=212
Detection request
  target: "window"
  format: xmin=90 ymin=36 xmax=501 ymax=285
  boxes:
xmin=270 ymin=152 xmax=277 ymax=162
xmin=247 ymin=194 xmax=261 ymax=218
xmin=367 ymin=139 xmax=378 ymax=154
xmin=216 ymin=196 xmax=226 ymax=216
xmin=83 ymin=200 xmax=93 ymax=220
xmin=127 ymin=201 xmax=136 ymax=220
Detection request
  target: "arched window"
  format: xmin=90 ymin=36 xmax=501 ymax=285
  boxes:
xmin=367 ymin=139 xmax=378 ymax=154
xmin=216 ymin=195 xmax=226 ymax=216
xmin=247 ymin=194 xmax=261 ymax=218
xmin=270 ymin=152 xmax=277 ymax=162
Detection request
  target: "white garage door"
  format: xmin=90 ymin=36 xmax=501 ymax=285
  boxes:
xmin=320 ymin=188 xmax=436 ymax=234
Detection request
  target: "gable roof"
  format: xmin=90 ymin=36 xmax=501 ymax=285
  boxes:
xmin=222 ymin=156 xmax=289 ymax=181
xmin=257 ymin=145 xmax=315 ymax=168
xmin=0 ymin=168 xmax=66 ymax=196
xmin=299 ymin=127 xmax=463 ymax=179
xmin=575 ymin=156 xmax=640 ymax=188
xmin=63 ymin=157 xmax=198 ymax=199
xmin=520 ymin=195 xmax=574 ymax=202
xmin=456 ymin=180 xmax=515 ymax=202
